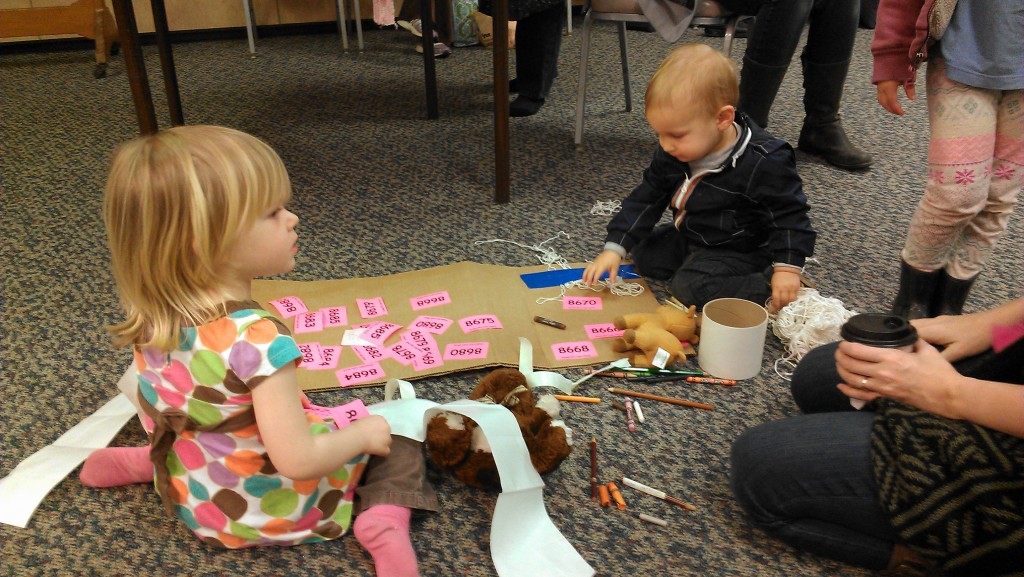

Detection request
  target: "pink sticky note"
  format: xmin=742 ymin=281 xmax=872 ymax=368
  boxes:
xmin=412 ymin=349 xmax=443 ymax=371
xmin=336 ymin=363 xmax=385 ymax=387
xmin=410 ymin=315 xmax=454 ymax=334
xmin=297 ymin=342 xmax=323 ymax=369
xmin=360 ymin=322 xmax=403 ymax=346
xmin=353 ymin=344 xmax=389 ymax=365
xmin=310 ymin=346 xmax=342 ymax=370
xmin=410 ymin=291 xmax=452 ymax=310
xmin=328 ymin=399 xmax=370 ymax=428
xmin=563 ymin=296 xmax=603 ymax=310
xmin=552 ymin=341 xmax=599 ymax=360
xmin=321 ymin=306 xmax=348 ymax=328
xmin=388 ymin=341 xmax=421 ymax=366
xmin=269 ymin=296 xmax=308 ymax=318
xmin=293 ymin=311 xmax=324 ymax=334
xmin=357 ymin=297 xmax=388 ymax=318
xmin=443 ymin=342 xmax=490 ymax=361
xmin=402 ymin=329 xmax=437 ymax=354
xmin=584 ymin=323 xmax=625 ymax=339
xmin=459 ymin=315 xmax=503 ymax=333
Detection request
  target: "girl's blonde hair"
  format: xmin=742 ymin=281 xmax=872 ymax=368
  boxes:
xmin=103 ymin=125 xmax=291 ymax=351
xmin=646 ymin=43 xmax=739 ymax=118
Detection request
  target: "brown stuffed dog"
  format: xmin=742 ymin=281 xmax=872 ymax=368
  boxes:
xmin=425 ymin=368 xmax=572 ymax=490
xmin=611 ymin=304 xmax=700 ymax=368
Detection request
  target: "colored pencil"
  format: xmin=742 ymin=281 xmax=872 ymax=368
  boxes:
xmin=606 ymin=388 xmax=714 ymax=411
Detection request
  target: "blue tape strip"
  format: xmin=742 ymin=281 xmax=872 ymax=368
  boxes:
xmin=519 ymin=265 xmax=639 ymax=289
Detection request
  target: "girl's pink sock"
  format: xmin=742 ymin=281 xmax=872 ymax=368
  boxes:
xmin=353 ymin=504 xmax=419 ymax=577
xmin=80 ymin=446 xmax=154 ymax=487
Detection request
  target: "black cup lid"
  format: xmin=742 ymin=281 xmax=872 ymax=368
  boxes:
xmin=840 ymin=313 xmax=918 ymax=348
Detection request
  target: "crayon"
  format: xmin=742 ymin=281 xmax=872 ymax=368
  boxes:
xmin=533 ymin=316 xmax=566 ymax=330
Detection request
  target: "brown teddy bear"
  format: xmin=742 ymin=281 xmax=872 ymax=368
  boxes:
xmin=425 ymin=368 xmax=572 ymax=490
xmin=611 ymin=303 xmax=700 ymax=368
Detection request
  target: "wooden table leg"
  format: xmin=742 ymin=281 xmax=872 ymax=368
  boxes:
xmin=150 ymin=0 xmax=183 ymax=126
xmin=110 ymin=0 xmax=158 ymax=134
xmin=420 ymin=0 xmax=438 ymax=120
xmin=493 ymin=0 xmax=510 ymax=204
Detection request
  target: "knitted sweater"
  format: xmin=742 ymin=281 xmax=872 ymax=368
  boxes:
xmin=872 ymin=390 xmax=1024 ymax=574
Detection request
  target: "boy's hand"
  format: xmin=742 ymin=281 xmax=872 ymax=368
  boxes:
xmin=770 ymin=269 xmax=801 ymax=311
xmin=583 ymin=250 xmax=622 ymax=286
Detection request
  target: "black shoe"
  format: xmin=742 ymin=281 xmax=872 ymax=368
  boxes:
xmin=510 ymin=96 xmax=544 ymax=117
xmin=703 ymin=16 xmax=752 ymax=38
xmin=626 ymin=22 xmax=655 ymax=33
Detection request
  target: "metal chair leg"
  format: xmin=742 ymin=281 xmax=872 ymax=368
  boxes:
xmin=242 ymin=0 xmax=257 ymax=55
xmin=352 ymin=0 xmax=364 ymax=50
xmin=617 ymin=21 xmax=631 ymax=112
xmin=574 ymin=10 xmax=595 ymax=146
xmin=335 ymin=0 xmax=349 ymax=50
xmin=722 ymin=15 xmax=737 ymax=57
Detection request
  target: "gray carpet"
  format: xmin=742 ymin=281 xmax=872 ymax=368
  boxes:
xmin=2 ymin=17 xmax=1021 ymax=577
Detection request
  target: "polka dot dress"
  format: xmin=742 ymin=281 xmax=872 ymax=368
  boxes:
xmin=136 ymin=304 xmax=367 ymax=548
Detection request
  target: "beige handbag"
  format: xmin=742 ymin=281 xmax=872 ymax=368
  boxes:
xmin=928 ymin=0 xmax=958 ymax=40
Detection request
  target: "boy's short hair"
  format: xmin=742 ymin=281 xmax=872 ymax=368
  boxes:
xmin=645 ymin=44 xmax=739 ymax=117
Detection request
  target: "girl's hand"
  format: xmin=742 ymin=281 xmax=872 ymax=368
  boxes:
xmin=348 ymin=415 xmax=393 ymax=457
xmin=876 ymin=80 xmax=915 ymax=116
xmin=834 ymin=339 xmax=962 ymax=419
xmin=583 ymin=250 xmax=622 ymax=286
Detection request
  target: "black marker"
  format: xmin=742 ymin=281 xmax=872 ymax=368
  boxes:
xmin=533 ymin=315 xmax=566 ymax=330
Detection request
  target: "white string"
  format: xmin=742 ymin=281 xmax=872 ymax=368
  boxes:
xmin=474 ymin=232 xmax=643 ymax=303
xmin=767 ymin=288 xmax=856 ymax=380
xmin=590 ymin=200 xmax=621 ymax=216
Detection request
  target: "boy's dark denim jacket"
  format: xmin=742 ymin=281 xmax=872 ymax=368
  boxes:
xmin=604 ymin=113 xmax=816 ymax=270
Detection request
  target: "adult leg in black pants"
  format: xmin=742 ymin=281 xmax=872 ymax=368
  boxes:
xmin=717 ymin=0 xmax=872 ymax=170
xmin=510 ymin=2 xmax=566 ymax=117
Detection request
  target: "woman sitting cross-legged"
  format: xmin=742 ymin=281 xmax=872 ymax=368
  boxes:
xmin=730 ymin=297 xmax=1024 ymax=575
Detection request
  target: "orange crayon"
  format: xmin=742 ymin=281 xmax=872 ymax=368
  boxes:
xmin=608 ymin=482 xmax=627 ymax=510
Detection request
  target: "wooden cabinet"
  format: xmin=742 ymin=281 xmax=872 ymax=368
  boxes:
xmin=0 ymin=0 xmax=383 ymax=37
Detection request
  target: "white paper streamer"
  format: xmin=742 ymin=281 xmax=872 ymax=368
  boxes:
xmin=0 ymin=393 xmax=138 ymax=528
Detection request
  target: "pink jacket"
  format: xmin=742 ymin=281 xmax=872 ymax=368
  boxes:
xmin=870 ymin=0 xmax=938 ymax=89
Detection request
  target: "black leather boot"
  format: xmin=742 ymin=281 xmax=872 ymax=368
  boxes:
xmin=931 ymin=272 xmax=976 ymax=316
xmin=797 ymin=56 xmax=873 ymax=170
xmin=892 ymin=260 xmax=941 ymax=320
xmin=737 ymin=55 xmax=789 ymax=129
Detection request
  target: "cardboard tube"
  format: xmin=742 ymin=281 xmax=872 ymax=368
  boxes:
xmin=697 ymin=298 xmax=768 ymax=380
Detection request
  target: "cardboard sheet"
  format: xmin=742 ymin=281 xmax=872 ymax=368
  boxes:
xmin=252 ymin=262 xmax=660 ymax=390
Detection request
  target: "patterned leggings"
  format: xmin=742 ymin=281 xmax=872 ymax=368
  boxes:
xmin=902 ymin=58 xmax=1024 ymax=280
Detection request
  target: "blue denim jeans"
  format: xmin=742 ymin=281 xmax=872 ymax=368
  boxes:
xmin=729 ymin=410 xmax=896 ymax=569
